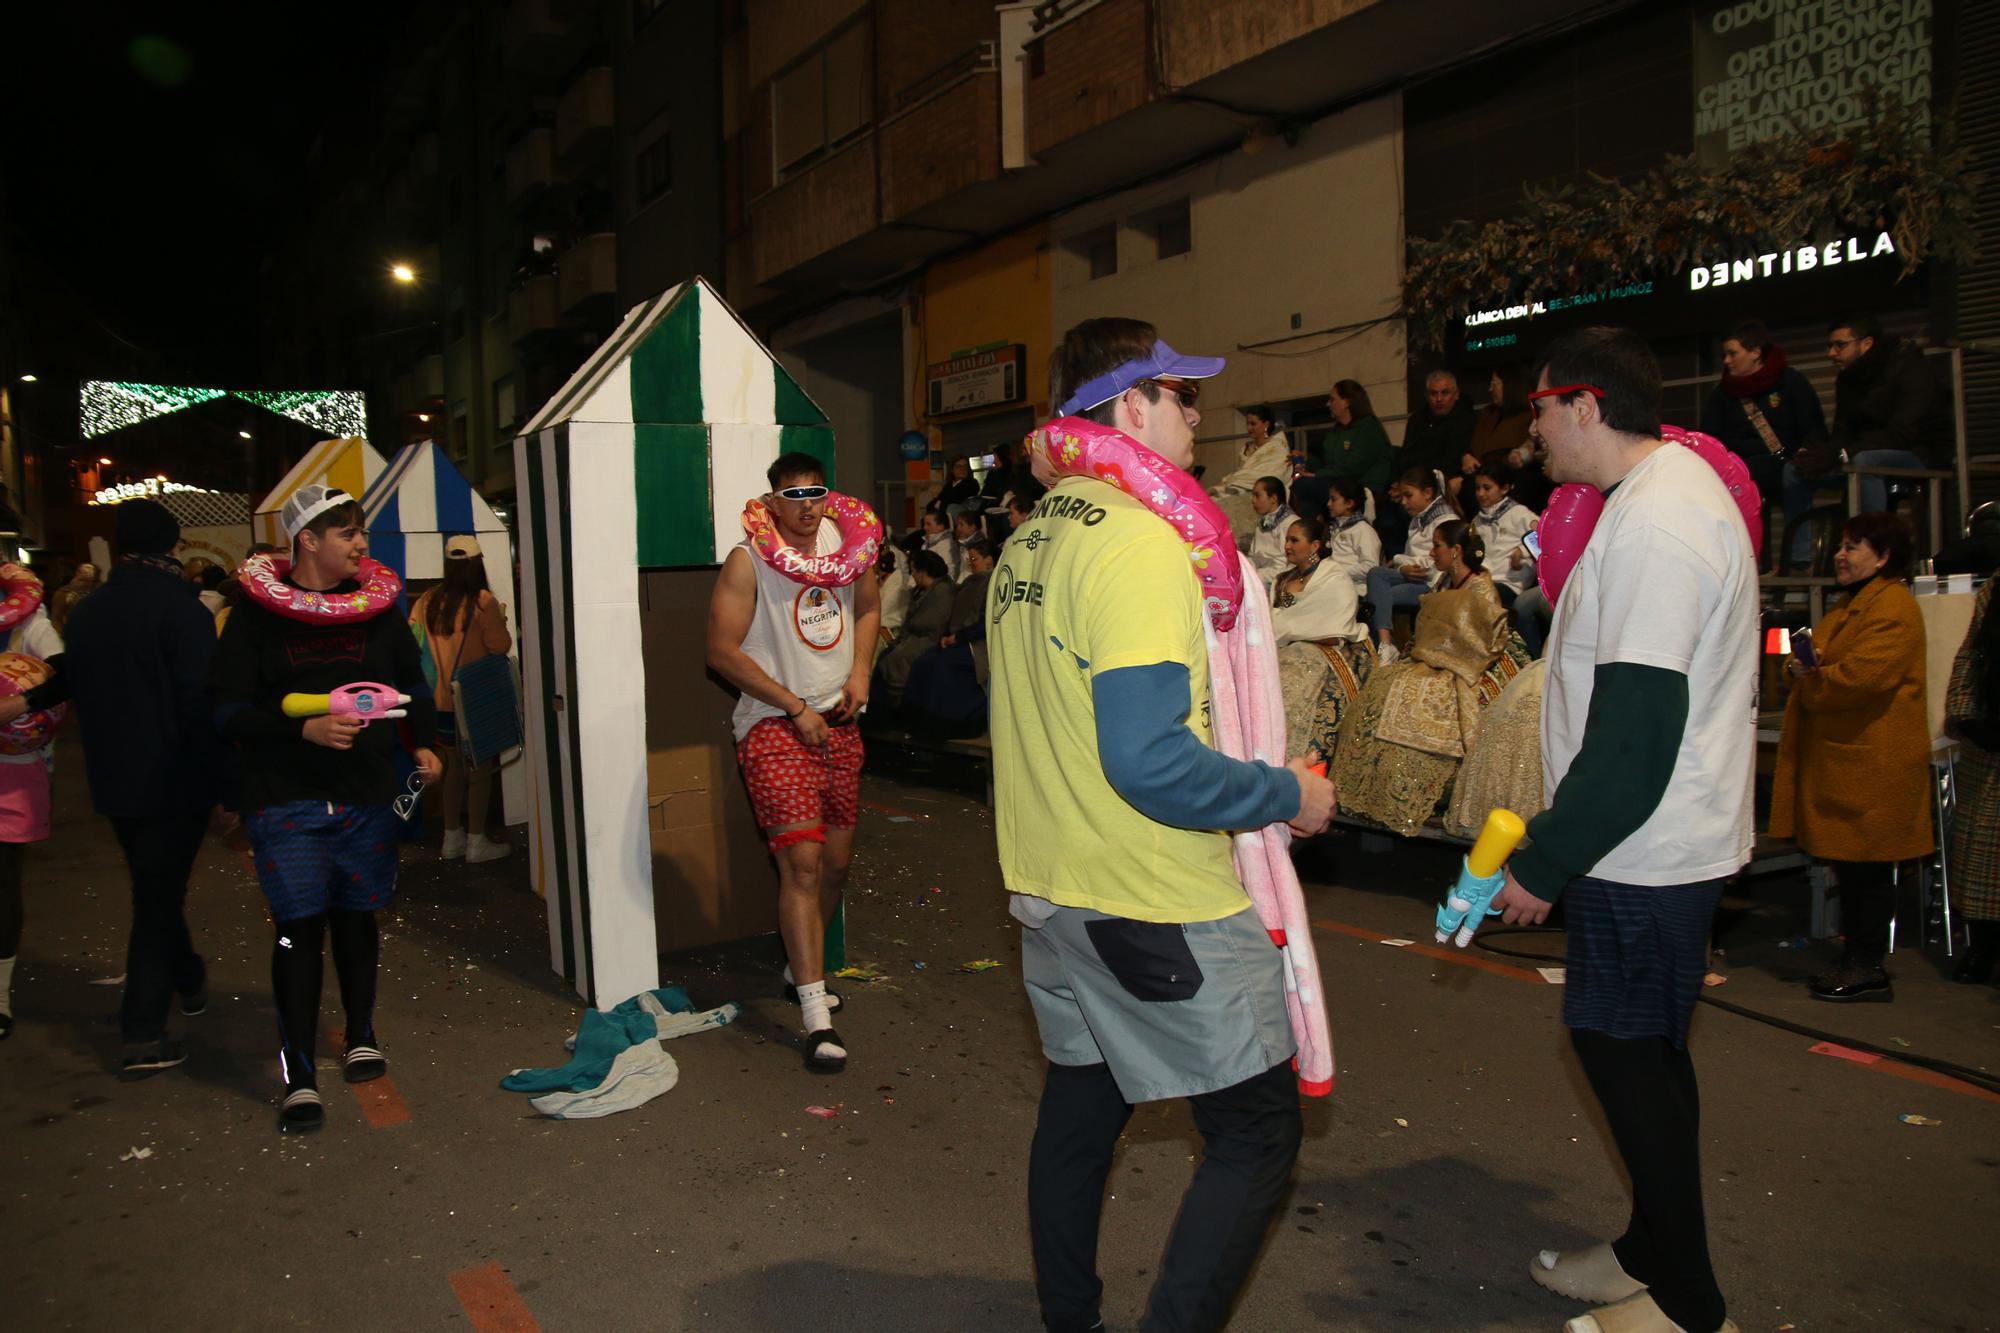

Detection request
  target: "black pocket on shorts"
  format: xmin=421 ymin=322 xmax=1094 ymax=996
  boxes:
xmin=1084 ymin=918 xmax=1205 ymax=1002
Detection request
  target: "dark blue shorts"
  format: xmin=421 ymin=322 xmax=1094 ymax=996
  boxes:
xmin=245 ymin=801 xmax=401 ymax=921
xmin=1562 ymin=876 xmax=1725 ymax=1048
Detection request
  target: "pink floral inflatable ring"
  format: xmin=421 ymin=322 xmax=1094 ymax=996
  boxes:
xmin=1030 ymin=417 xmax=1245 ymax=632
xmin=239 ymin=553 xmax=403 ymax=623
xmin=742 ymin=491 xmax=881 ymax=588
xmin=0 ymin=564 xmax=45 ymax=632
xmin=0 ymin=651 xmax=65 ymax=755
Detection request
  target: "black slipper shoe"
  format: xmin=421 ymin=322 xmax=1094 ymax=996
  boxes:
xmin=280 ymin=1085 xmax=325 ymax=1132
xmin=0 ymin=1012 xmax=11 ymax=1040
xmin=343 ymin=1044 xmax=387 ymax=1084
xmin=784 ymin=983 xmax=845 ymax=1014
xmin=805 ymin=1028 xmax=848 ymax=1072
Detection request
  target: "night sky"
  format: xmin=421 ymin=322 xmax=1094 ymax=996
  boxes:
xmin=3 ymin=5 xmax=400 ymax=385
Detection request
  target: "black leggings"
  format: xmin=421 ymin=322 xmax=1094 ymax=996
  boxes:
xmin=271 ymin=909 xmax=380 ymax=1081
xmin=1571 ymin=1028 xmax=1727 ymax=1333
xmin=1827 ymin=859 xmax=1896 ymax=966
xmin=0 ymin=841 xmax=24 ymax=958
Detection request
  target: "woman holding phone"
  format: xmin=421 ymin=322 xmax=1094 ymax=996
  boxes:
xmin=1769 ymin=513 xmax=1932 ymax=1003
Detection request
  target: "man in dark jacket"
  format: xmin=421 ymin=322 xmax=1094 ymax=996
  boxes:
xmin=1384 ymin=369 xmax=1476 ymax=554
xmin=63 ymin=499 xmax=220 ymax=1075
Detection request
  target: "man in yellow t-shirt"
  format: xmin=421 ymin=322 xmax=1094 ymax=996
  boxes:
xmin=991 ymin=317 xmax=1335 ymax=1333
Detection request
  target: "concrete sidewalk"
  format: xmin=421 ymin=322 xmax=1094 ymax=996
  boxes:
xmin=1 ymin=752 xmax=1995 ymax=1331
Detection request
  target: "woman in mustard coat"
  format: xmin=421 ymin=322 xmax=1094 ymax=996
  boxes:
xmin=1770 ymin=514 xmax=1932 ymax=1003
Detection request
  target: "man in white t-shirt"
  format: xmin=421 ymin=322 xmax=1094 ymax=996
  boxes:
xmin=1492 ymin=328 xmax=1756 ymax=1333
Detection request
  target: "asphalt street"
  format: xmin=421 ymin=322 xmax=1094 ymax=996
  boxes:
xmin=2 ymin=751 xmax=1995 ymax=1332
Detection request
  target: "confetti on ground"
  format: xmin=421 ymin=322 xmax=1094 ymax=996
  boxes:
xmin=1898 ymin=1113 xmax=1941 ymax=1126
xmin=886 ymin=816 xmax=916 ymax=824
xmin=959 ymin=959 xmax=1003 ymax=973
xmin=833 ymin=964 xmax=888 ymax=983
xmin=912 ymin=961 xmax=926 ymax=971
xmin=119 ymin=1146 xmax=153 ymax=1162
xmin=1378 ymin=938 xmax=1413 ymax=948
xmin=1537 ymin=967 xmax=1567 ymax=985
xmin=1394 ymin=1118 xmax=1409 ymax=1128
xmin=805 ymin=1105 xmax=837 ymax=1120
xmin=90 ymin=974 xmax=126 ymax=987
xmin=1891 ymin=1036 xmax=1912 ymax=1048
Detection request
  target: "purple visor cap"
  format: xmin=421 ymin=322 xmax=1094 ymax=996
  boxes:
xmin=1054 ymin=339 xmax=1227 ymax=417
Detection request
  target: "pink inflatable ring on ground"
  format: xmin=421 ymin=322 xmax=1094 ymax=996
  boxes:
xmin=239 ymin=553 xmax=403 ymax=623
xmin=1030 ymin=416 xmax=1244 ymax=632
xmin=0 ymin=651 xmax=65 ymax=755
xmin=0 ymin=565 xmax=44 ymax=633
xmin=742 ymin=492 xmax=881 ymax=589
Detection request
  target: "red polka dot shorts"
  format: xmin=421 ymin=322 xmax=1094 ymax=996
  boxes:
xmin=736 ymin=718 xmax=864 ymax=845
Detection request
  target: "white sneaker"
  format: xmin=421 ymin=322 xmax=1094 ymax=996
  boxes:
xmin=441 ymin=829 xmax=467 ymax=860
xmin=465 ymin=834 xmax=512 ymax=864
xmin=1376 ymin=641 xmax=1402 ymax=665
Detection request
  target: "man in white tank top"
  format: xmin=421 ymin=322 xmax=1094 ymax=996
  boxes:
xmin=706 ymin=453 xmax=880 ymax=1073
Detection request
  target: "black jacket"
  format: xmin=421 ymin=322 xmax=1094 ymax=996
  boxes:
xmin=1395 ymin=399 xmax=1476 ymax=480
xmin=210 ymin=588 xmax=436 ymax=810
xmin=1831 ymin=336 xmax=1951 ymax=465
xmin=1703 ymin=365 xmax=1828 ymax=463
xmin=62 ymin=559 xmax=220 ymax=818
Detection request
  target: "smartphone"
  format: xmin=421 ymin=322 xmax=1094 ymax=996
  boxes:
xmin=1522 ymin=529 xmax=1542 ymax=561
xmin=1791 ymin=629 xmax=1818 ymax=670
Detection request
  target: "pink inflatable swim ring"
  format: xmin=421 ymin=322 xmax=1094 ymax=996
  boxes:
xmin=1662 ymin=424 xmax=1764 ymax=560
xmin=741 ymin=492 xmax=881 ymax=588
xmin=239 ymin=553 xmax=403 ymax=623
xmin=1029 ymin=416 xmax=1245 ymax=632
xmin=0 ymin=565 xmax=44 ymax=632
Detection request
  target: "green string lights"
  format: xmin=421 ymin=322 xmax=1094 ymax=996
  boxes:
xmin=79 ymin=383 xmax=368 ymax=440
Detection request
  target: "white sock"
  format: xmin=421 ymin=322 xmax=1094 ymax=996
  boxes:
xmin=0 ymin=955 xmax=13 ymax=1018
xmin=795 ymin=979 xmax=830 ymax=1034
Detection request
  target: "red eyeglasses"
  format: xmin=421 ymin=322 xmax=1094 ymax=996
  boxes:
xmin=1526 ymin=383 xmax=1605 ymax=418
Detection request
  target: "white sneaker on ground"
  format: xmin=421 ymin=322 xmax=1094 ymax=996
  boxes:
xmin=466 ymin=834 xmax=512 ymax=864
xmin=441 ymin=829 xmax=467 ymax=860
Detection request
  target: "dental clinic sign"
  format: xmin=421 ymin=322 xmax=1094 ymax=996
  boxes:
xmin=1687 ymin=229 xmax=1896 ymax=291
xmin=1694 ymin=0 xmax=1934 ymax=165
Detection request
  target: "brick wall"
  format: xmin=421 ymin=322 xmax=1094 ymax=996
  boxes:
xmin=1024 ymin=0 xmax=1153 ymax=160
xmin=747 ymin=134 xmax=879 ymax=284
xmin=879 ymin=74 xmax=1000 ymax=222
xmin=875 ymin=0 xmax=998 ymax=109
xmin=1156 ymin=0 xmax=1377 ymax=89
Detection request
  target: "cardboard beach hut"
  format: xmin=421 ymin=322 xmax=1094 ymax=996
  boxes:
xmin=362 ymin=439 xmax=527 ymax=826
xmin=514 ymin=277 xmax=836 ymax=1007
xmin=251 ymin=436 xmax=388 ymax=548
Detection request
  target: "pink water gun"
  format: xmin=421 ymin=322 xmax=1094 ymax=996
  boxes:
xmin=281 ymin=682 xmax=411 ymax=727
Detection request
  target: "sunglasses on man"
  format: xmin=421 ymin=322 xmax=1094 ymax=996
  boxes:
xmin=774 ymin=485 xmax=830 ymax=501
xmin=1137 ymin=377 xmax=1200 ymax=409
xmin=1525 ymin=383 xmax=1605 ymax=420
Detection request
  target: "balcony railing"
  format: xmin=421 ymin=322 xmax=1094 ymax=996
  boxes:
xmin=558 ymin=233 xmax=618 ymax=315
xmin=555 ymin=66 xmax=614 ymax=172
xmin=505 ymin=128 xmax=559 ymax=205
xmin=509 ymin=274 xmax=562 ymax=345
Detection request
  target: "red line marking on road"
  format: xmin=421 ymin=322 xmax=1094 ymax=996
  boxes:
xmin=326 ymin=1028 xmax=412 ymax=1128
xmin=1809 ymin=1040 xmax=2000 ymax=1104
xmin=860 ymin=799 xmax=929 ymax=820
xmin=1310 ymin=918 xmax=1548 ymax=984
xmin=448 ymin=1261 xmax=541 ymax=1333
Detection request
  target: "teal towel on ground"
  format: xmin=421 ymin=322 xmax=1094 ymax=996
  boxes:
xmin=500 ymin=986 xmax=700 ymax=1093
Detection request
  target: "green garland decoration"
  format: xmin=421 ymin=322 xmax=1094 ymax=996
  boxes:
xmin=1405 ymin=105 xmax=1982 ymax=354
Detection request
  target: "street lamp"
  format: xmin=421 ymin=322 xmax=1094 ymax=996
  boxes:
xmin=17 ymin=374 xmax=35 ymax=383
xmin=98 ymin=457 xmax=113 ymax=466
xmin=239 ymin=430 xmax=253 ymax=440
xmin=391 ymin=263 xmax=417 ymax=284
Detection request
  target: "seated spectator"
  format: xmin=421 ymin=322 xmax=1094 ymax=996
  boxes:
xmin=921 ymin=507 xmax=962 ymax=582
xmin=1511 ymin=581 xmax=1554 ymax=660
xmin=1470 ymin=462 xmax=1538 ymax=607
xmin=1703 ymin=318 xmax=1827 ymax=512
xmin=950 ymin=509 xmax=985 ymax=573
xmin=873 ymin=548 xmax=953 ymax=707
xmin=979 ymin=441 xmax=1017 ymax=508
xmin=1212 ymin=405 xmax=1291 ymax=539
xmin=1271 ymin=515 xmax=1362 ymax=648
xmin=1784 ymin=314 xmax=1952 ymax=562
xmin=939 ymin=456 xmax=981 ymax=516
xmin=1322 ymin=476 xmax=1383 ymax=596
xmin=1451 ymin=364 xmax=1531 ymax=503
xmin=1241 ymin=476 xmax=1296 ymax=593
xmin=901 ymin=537 xmax=998 ymax=737
xmin=1387 ymin=370 xmax=1477 ymax=556
xmin=1271 ymin=514 xmax=1376 ymax=760
xmin=873 ymin=544 xmax=910 ymax=664
xmin=1293 ymin=379 xmax=1391 ymax=522
xmin=1770 ymin=512 xmax=1932 ymax=1003
xmin=1005 ymin=492 xmax=1037 ymax=533
xmin=1333 ymin=521 xmax=1528 ymax=835
xmin=1364 ymin=467 xmax=1453 ymax=661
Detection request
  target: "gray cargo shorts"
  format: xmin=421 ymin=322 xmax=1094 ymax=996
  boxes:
xmin=1016 ymin=897 xmax=1295 ymax=1104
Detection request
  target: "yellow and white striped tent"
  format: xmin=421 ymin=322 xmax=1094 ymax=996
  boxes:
xmin=250 ymin=436 xmax=389 ymax=548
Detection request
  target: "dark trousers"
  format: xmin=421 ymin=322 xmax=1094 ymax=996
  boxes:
xmin=1827 ymin=859 xmax=1895 ymax=965
xmin=110 ymin=812 xmax=209 ymax=1043
xmin=1028 ymin=1059 xmax=1301 ymax=1333
xmin=1571 ymin=1028 xmax=1727 ymax=1333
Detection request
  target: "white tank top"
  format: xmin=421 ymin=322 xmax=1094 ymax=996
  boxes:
xmin=730 ymin=519 xmax=857 ymax=741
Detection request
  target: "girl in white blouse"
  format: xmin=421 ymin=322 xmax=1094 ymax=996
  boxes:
xmin=1471 ymin=462 xmax=1539 ymax=605
xmin=1364 ymin=467 xmax=1454 ymax=662
xmin=1321 ymin=476 xmax=1382 ymax=595
xmin=1271 ymin=515 xmax=1363 ymax=646
xmin=1243 ymin=476 xmax=1297 ymax=593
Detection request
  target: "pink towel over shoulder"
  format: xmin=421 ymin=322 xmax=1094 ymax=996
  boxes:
xmin=1206 ymin=551 xmax=1335 ymax=1097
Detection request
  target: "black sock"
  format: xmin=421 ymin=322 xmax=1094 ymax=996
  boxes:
xmin=272 ymin=914 xmax=327 ymax=1085
xmin=328 ymin=909 xmax=380 ymax=1045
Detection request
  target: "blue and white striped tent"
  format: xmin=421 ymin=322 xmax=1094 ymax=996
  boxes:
xmin=362 ymin=440 xmax=525 ymax=827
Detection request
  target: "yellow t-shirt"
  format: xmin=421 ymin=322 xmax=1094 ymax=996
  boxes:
xmin=988 ymin=476 xmax=1243 ymax=923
